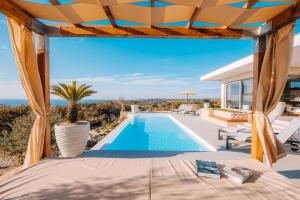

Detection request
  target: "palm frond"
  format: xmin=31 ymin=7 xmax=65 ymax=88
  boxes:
xmin=58 ymin=83 xmax=71 ymax=100
xmin=77 ymin=90 xmax=97 ymax=102
xmin=51 ymin=85 xmax=69 ymax=101
xmin=75 ymin=84 xmax=91 ymax=101
xmin=51 ymin=81 xmax=97 ymax=104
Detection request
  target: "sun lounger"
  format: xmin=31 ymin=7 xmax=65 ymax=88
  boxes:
xmin=218 ymin=102 xmax=287 ymax=147
xmin=224 ymin=117 xmax=300 ymax=150
xmin=173 ymin=104 xmax=196 ymax=115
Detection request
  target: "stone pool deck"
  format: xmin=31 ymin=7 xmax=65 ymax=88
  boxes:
xmin=172 ymin=114 xmax=300 ymax=186
xmin=84 ymin=113 xmax=300 ymax=186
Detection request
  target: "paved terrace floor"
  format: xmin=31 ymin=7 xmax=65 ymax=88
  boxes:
xmin=84 ymin=113 xmax=300 ymax=187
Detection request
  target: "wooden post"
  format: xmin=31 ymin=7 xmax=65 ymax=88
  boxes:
xmin=251 ymin=35 xmax=266 ymax=162
xmin=37 ymin=34 xmax=51 ymax=158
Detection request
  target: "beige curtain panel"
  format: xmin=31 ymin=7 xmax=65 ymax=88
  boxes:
xmin=255 ymin=23 xmax=295 ymax=167
xmin=7 ymin=18 xmax=51 ymax=167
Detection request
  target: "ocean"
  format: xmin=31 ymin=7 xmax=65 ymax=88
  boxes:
xmin=0 ymin=99 xmax=110 ymax=107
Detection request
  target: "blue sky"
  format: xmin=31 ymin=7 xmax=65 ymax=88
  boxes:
xmin=0 ymin=4 xmax=299 ymax=100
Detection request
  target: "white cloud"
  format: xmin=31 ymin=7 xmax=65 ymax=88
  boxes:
xmin=0 ymin=80 xmax=26 ymax=99
xmin=1 ymin=45 xmax=8 ymax=50
xmin=52 ymin=73 xmax=191 ymax=86
xmin=52 ymin=76 xmax=114 ymax=84
xmin=0 ymin=73 xmax=219 ymax=100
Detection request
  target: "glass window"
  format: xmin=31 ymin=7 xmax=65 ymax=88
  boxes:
xmin=242 ymin=79 xmax=253 ymax=109
xmin=226 ymin=82 xmax=241 ymax=109
xmin=289 ymin=81 xmax=300 ymax=89
xmin=283 ymin=80 xmax=300 ymax=104
xmin=226 ymin=79 xmax=253 ymax=110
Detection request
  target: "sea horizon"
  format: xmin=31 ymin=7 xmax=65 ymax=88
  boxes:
xmin=0 ymin=98 xmax=205 ymax=107
xmin=0 ymin=99 xmax=111 ymax=107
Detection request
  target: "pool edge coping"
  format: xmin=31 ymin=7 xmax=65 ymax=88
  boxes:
xmin=91 ymin=115 xmax=133 ymax=150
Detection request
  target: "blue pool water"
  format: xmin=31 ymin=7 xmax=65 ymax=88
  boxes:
xmin=101 ymin=114 xmax=211 ymax=151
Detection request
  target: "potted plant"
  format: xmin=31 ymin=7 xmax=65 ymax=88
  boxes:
xmin=51 ymin=81 xmax=96 ymax=157
xmin=203 ymin=98 xmax=211 ymax=109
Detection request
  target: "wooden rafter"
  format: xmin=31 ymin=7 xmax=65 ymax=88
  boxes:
xmin=187 ymin=7 xmax=201 ymax=29
xmin=244 ymin=0 xmax=258 ymax=9
xmin=46 ymin=25 xmax=258 ymax=38
xmin=103 ymin=6 xmax=117 ymax=27
xmin=223 ymin=0 xmax=258 ymax=29
xmin=150 ymin=0 xmax=155 ymax=7
xmin=0 ymin=0 xmax=46 ymax=34
xmin=49 ymin=0 xmax=60 ymax=5
xmin=150 ymin=0 xmax=154 ymax=28
xmin=268 ymin=2 xmax=300 ymax=30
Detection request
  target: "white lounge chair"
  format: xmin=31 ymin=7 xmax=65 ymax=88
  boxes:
xmin=131 ymin=105 xmax=139 ymax=114
xmin=218 ymin=102 xmax=286 ymax=140
xmin=225 ymin=117 xmax=300 ymax=150
xmin=173 ymin=104 xmax=196 ymax=115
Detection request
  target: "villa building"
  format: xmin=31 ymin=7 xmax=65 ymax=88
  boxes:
xmin=201 ymin=34 xmax=300 ymax=111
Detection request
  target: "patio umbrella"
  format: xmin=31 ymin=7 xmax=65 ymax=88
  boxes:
xmin=179 ymin=90 xmax=197 ymax=100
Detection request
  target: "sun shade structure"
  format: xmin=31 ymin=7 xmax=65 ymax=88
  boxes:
xmin=0 ymin=0 xmax=300 ymax=38
xmin=0 ymin=0 xmax=300 ymax=167
xmin=180 ymin=90 xmax=197 ymax=100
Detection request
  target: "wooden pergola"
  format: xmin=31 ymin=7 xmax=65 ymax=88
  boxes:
xmin=0 ymin=0 xmax=300 ymax=164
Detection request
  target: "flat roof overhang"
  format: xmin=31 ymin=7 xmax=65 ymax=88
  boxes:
xmin=200 ymin=34 xmax=300 ymax=81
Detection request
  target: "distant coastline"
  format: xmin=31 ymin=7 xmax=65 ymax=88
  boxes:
xmin=0 ymin=99 xmax=109 ymax=107
xmin=0 ymin=98 xmax=212 ymax=107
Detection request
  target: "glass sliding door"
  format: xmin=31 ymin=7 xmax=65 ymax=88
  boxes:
xmin=226 ymin=81 xmax=241 ymax=109
xmin=241 ymin=79 xmax=253 ymax=110
xmin=226 ymin=78 xmax=253 ymax=110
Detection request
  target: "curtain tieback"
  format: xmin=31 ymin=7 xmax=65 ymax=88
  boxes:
xmin=38 ymin=113 xmax=51 ymax=117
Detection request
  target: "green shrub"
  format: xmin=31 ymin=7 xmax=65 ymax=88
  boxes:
xmin=0 ymin=106 xmax=30 ymax=133
xmin=0 ymin=112 xmax=34 ymax=164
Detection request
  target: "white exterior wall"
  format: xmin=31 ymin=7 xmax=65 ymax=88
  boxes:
xmin=221 ymin=83 xmax=226 ymax=108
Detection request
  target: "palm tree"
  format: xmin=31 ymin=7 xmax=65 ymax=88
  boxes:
xmin=51 ymin=81 xmax=97 ymax=123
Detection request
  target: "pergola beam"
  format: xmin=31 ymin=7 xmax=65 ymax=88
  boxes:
xmin=103 ymin=6 xmax=117 ymax=27
xmin=46 ymin=25 xmax=258 ymax=38
xmin=49 ymin=0 xmax=60 ymax=5
xmin=36 ymin=34 xmax=51 ymax=158
xmin=268 ymin=2 xmax=300 ymax=30
xmin=0 ymin=0 xmax=46 ymax=34
xmin=187 ymin=7 xmax=201 ymax=29
xmin=251 ymin=35 xmax=266 ymax=162
xmin=150 ymin=0 xmax=154 ymax=28
xmin=256 ymin=2 xmax=300 ymax=37
xmin=244 ymin=0 xmax=258 ymax=9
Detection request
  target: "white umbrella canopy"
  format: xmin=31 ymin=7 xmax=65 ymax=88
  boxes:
xmin=179 ymin=90 xmax=197 ymax=100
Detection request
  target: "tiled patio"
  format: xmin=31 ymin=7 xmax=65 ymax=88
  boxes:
xmin=173 ymin=114 xmax=300 ymax=186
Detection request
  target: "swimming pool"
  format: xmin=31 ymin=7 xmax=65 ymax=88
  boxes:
xmin=98 ymin=114 xmax=215 ymax=152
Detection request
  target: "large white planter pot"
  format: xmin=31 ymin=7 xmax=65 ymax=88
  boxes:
xmin=203 ymin=102 xmax=210 ymax=109
xmin=55 ymin=121 xmax=90 ymax=157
